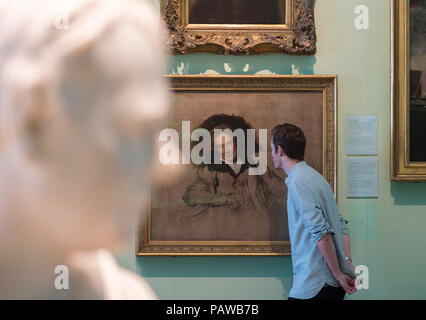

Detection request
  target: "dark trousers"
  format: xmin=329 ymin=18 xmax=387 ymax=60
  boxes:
xmin=288 ymin=284 xmax=346 ymax=301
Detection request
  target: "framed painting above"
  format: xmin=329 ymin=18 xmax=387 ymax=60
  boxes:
xmin=137 ymin=75 xmax=337 ymax=256
xmin=392 ymin=0 xmax=426 ymax=181
xmin=162 ymin=0 xmax=316 ymax=55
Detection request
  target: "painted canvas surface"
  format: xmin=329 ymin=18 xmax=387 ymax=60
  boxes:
xmin=150 ymin=90 xmax=324 ymax=242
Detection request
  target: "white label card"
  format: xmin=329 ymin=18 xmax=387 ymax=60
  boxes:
xmin=346 ymin=115 xmax=378 ymax=155
xmin=347 ymin=157 xmax=378 ymax=198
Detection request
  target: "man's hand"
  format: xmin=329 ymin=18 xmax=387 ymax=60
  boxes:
xmin=335 ymin=272 xmax=356 ymax=295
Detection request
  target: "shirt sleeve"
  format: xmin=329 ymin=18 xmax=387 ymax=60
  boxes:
xmin=338 ymin=213 xmax=350 ymax=236
xmin=292 ymin=181 xmax=335 ymax=243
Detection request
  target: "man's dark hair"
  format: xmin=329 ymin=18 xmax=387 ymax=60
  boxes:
xmin=271 ymin=123 xmax=306 ymax=161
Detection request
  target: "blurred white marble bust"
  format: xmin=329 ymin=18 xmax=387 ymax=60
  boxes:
xmin=0 ymin=0 xmax=169 ymax=299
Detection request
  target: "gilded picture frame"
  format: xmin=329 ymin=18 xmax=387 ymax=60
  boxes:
xmin=137 ymin=75 xmax=337 ymax=256
xmin=162 ymin=0 xmax=316 ymax=55
xmin=391 ymin=0 xmax=426 ymax=181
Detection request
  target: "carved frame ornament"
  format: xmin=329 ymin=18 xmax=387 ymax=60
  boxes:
xmin=162 ymin=0 xmax=317 ymax=55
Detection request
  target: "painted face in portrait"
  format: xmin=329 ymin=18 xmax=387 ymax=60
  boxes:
xmin=215 ymin=132 xmax=238 ymax=163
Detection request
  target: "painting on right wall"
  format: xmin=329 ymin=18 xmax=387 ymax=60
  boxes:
xmin=392 ymin=0 xmax=426 ymax=181
xmin=409 ymin=0 xmax=426 ymax=162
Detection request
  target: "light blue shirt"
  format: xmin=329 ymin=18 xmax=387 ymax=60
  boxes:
xmin=285 ymin=161 xmax=356 ymax=299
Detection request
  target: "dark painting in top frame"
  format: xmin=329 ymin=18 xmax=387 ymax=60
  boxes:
xmin=392 ymin=0 xmax=426 ymax=180
xmin=162 ymin=0 xmax=316 ymax=55
xmin=188 ymin=0 xmax=287 ymax=25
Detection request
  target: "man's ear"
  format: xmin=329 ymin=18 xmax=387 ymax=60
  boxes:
xmin=278 ymin=146 xmax=285 ymax=157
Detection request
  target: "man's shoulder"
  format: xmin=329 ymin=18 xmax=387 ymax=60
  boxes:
xmin=292 ymin=163 xmax=321 ymax=182
xmin=290 ymin=164 xmax=330 ymax=191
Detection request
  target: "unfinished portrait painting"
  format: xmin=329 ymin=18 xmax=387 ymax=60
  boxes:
xmin=138 ymin=75 xmax=337 ymax=255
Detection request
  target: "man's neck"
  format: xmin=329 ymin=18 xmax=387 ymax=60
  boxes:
xmin=282 ymin=158 xmax=301 ymax=176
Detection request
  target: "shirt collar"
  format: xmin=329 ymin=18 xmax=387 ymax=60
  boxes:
xmin=285 ymin=161 xmax=306 ymax=185
xmin=222 ymin=157 xmax=241 ymax=165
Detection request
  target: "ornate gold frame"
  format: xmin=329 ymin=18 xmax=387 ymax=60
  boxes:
xmin=391 ymin=0 xmax=426 ymax=181
xmin=137 ymin=75 xmax=337 ymax=256
xmin=162 ymin=0 xmax=316 ymax=55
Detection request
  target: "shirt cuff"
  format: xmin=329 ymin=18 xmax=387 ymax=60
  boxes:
xmin=312 ymin=224 xmax=335 ymax=243
xmin=341 ymin=219 xmax=350 ymax=236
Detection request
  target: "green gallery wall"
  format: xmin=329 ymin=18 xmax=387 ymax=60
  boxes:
xmin=117 ymin=0 xmax=426 ymax=299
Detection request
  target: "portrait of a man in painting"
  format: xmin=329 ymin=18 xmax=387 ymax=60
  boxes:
xmin=181 ymin=114 xmax=286 ymax=223
xmin=151 ymin=111 xmax=290 ymax=242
